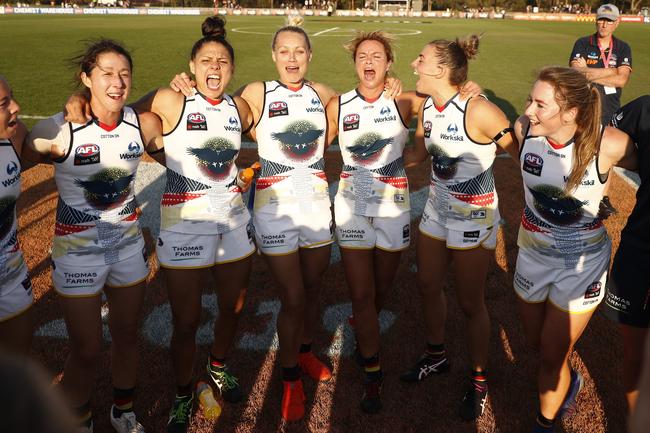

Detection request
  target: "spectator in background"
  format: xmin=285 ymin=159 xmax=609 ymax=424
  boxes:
xmin=569 ymin=4 xmax=632 ymax=125
xmin=569 ymin=3 xmax=632 ymax=216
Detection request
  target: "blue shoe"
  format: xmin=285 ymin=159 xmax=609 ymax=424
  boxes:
xmin=558 ymin=369 xmax=584 ymax=419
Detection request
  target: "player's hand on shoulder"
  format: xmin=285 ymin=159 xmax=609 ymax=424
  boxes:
xmin=64 ymin=92 xmax=91 ymax=124
xmin=459 ymin=80 xmax=482 ymax=101
xmin=384 ymin=76 xmax=402 ymax=99
xmin=170 ymin=72 xmax=196 ymax=97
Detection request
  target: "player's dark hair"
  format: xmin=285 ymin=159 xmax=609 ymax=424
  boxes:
xmin=428 ymin=34 xmax=480 ymax=86
xmin=537 ymin=67 xmax=602 ymax=193
xmin=344 ymin=31 xmax=395 ymax=63
xmin=191 ymin=15 xmax=235 ymax=62
xmin=272 ymin=26 xmax=312 ymax=51
xmin=70 ymin=39 xmax=133 ymax=88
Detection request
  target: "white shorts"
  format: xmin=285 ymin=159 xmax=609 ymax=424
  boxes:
xmin=419 ymin=216 xmax=497 ymax=250
xmin=513 ymin=243 xmax=611 ymax=314
xmin=335 ymin=207 xmax=410 ymax=251
xmin=0 ymin=255 xmax=33 ymax=322
xmin=156 ymin=223 xmax=256 ymax=269
xmin=52 ymin=247 xmax=149 ymax=297
xmin=254 ymin=210 xmax=333 ymax=255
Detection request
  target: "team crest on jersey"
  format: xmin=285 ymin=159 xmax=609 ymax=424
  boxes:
xmin=348 ymin=132 xmax=392 ymax=165
xmin=374 ymin=106 xmax=397 ymax=123
xmin=224 ymin=116 xmax=241 ymax=133
xmin=74 ymin=167 xmax=134 ymax=210
xmin=272 ymin=120 xmax=323 ymax=161
xmin=269 ymin=101 xmax=289 ymax=118
xmin=523 ymin=153 xmax=543 ymax=176
xmin=306 ymin=97 xmax=324 ymax=113
xmin=528 ymin=184 xmax=585 ymax=225
xmin=120 ymin=142 xmax=144 ymax=160
xmin=343 ymin=114 xmax=360 ymax=131
xmin=584 ymin=281 xmax=602 ymax=299
xmin=187 ymin=113 xmax=207 ymax=131
xmin=187 ymin=137 xmax=238 ymax=181
xmin=440 ymin=123 xmax=463 ymax=141
xmin=6 ymin=161 xmax=18 ymax=175
xmin=0 ymin=196 xmax=17 ymax=239
xmin=428 ymin=143 xmax=462 ymax=180
xmin=74 ymin=144 xmax=100 ymax=166
xmin=423 ymin=121 xmax=432 ymax=138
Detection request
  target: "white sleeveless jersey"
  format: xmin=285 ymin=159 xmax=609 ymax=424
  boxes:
xmin=162 ymin=93 xmax=248 ymax=234
xmin=518 ymin=130 xmax=608 ymax=267
xmin=52 ymin=108 xmax=144 ymax=266
xmin=335 ymin=90 xmax=409 ymax=217
xmin=0 ymin=139 xmax=26 ymax=283
xmin=253 ymin=81 xmax=330 ymax=214
xmin=422 ymin=95 xmax=499 ymax=231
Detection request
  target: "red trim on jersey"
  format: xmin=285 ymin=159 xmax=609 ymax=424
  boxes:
xmin=287 ymin=83 xmax=304 ymax=92
xmin=255 ymin=176 xmax=289 ymax=189
xmin=55 ymin=222 xmax=94 ymax=236
xmin=161 ymin=192 xmax=203 ymax=206
xmin=434 ymin=103 xmax=446 ymax=113
xmin=450 ymin=191 xmax=494 ymax=206
xmin=547 ymin=137 xmax=568 ymax=150
xmin=312 ymin=171 xmax=328 ymax=181
xmin=378 ymin=176 xmax=408 ymax=189
xmin=97 ymin=120 xmax=118 ymax=132
xmin=520 ymin=213 xmax=547 ymax=234
xmin=205 ymin=96 xmax=223 ymax=106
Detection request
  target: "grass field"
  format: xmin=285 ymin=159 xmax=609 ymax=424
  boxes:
xmin=1 ymin=15 xmax=649 ymax=123
xmin=2 ymin=14 xmax=648 ymax=433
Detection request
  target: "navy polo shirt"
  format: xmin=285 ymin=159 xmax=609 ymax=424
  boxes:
xmin=570 ymin=34 xmax=632 ymax=124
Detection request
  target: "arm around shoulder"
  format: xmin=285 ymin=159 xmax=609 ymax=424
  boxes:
xmin=600 ymin=125 xmax=636 ymax=172
xmin=28 ymin=114 xmax=69 ymax=160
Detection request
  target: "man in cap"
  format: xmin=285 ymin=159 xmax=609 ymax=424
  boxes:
xmin=569 ymin=4 xmax=632 ymax=124
xmin=570 ymin=3 xmax=633 ymax=217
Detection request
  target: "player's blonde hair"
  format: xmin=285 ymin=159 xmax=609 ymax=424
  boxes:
xmin=427 ymin=34 xmax=480 ymax=86
xmin=536 ymin=67 xmax=602 ymax=193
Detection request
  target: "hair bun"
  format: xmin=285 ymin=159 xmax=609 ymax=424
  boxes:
xmin=202 ymin=15 xmax=226 ymax=38
xmin=456 ymin=34 xmax=480 ymax=60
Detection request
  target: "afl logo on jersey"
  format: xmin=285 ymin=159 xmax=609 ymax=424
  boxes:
xmin=584 ymin=281 xmax=602 ymax=299
xmin=423 ymin=121 xmax=432 ymax=138
xmin=343 ymin=113 xmax=360 ymax=131
xmin=269 ymin=101 xmax=289 ymax=118
xmin=74 ymin=144 xmax=100 ymax=166
xmin=523 ymin=153 xmax=543 ymax=176
xmin=187 ymin=113 xmax=207 ymax=131
xmin=6 ymin=161 xmax=18 ymax=175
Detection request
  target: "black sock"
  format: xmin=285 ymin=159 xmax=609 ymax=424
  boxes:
xmin=363 ymin=353 xmax=382 ymax=382
xmin=282 ymin=365 xmax=301 ymax=382
xmin=299 ymin=343 xmax=312 ymax=354
xmin=74 ymin=401 xmax=92 ymax=427
xmin=209 ymin=353 xmax=226 ymax=369
xmin=176 ymin=381 xmax=192 ymax=398
xmin=425 ymin=343 xmax=445 ymax=359
xmin=471 ymin=370 xmax=488 ymax=391
xmin=112 ymin=387 xmax=135 ymax=416
xmin=536 ymin=412 xmax=555 ymax=428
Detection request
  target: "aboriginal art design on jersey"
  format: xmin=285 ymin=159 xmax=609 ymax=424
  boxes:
xmin=527 ymin=184 xmax=586 ymax=226
xmin=74 ymin=167 xmax=134 ymax=211
xmin=0 ymin=197 xmax=16 ymax=239
xmin=187 ymin=137 xmax=238 ymax=182
xmin=347 ymin=132 xmax=393 ymax=166
xmin=256 ymin=157 xmax=326 ymax=190
xmin=428 ymin=143 xmax=463 ymax=180
xmin=271 ymin=120 xmax=324 ymax=162
xmin=447 ymin=165 xmax=496 ymax=207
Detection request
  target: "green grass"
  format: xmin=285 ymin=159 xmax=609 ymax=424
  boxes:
xmin=1 ymin=15 xmax=649 ymax=125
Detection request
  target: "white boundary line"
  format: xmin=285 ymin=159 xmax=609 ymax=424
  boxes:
xmin=20 ymin=115 xmax=48 ymax=119
xmin=312 ymin=26 xmax=339 ymax=36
